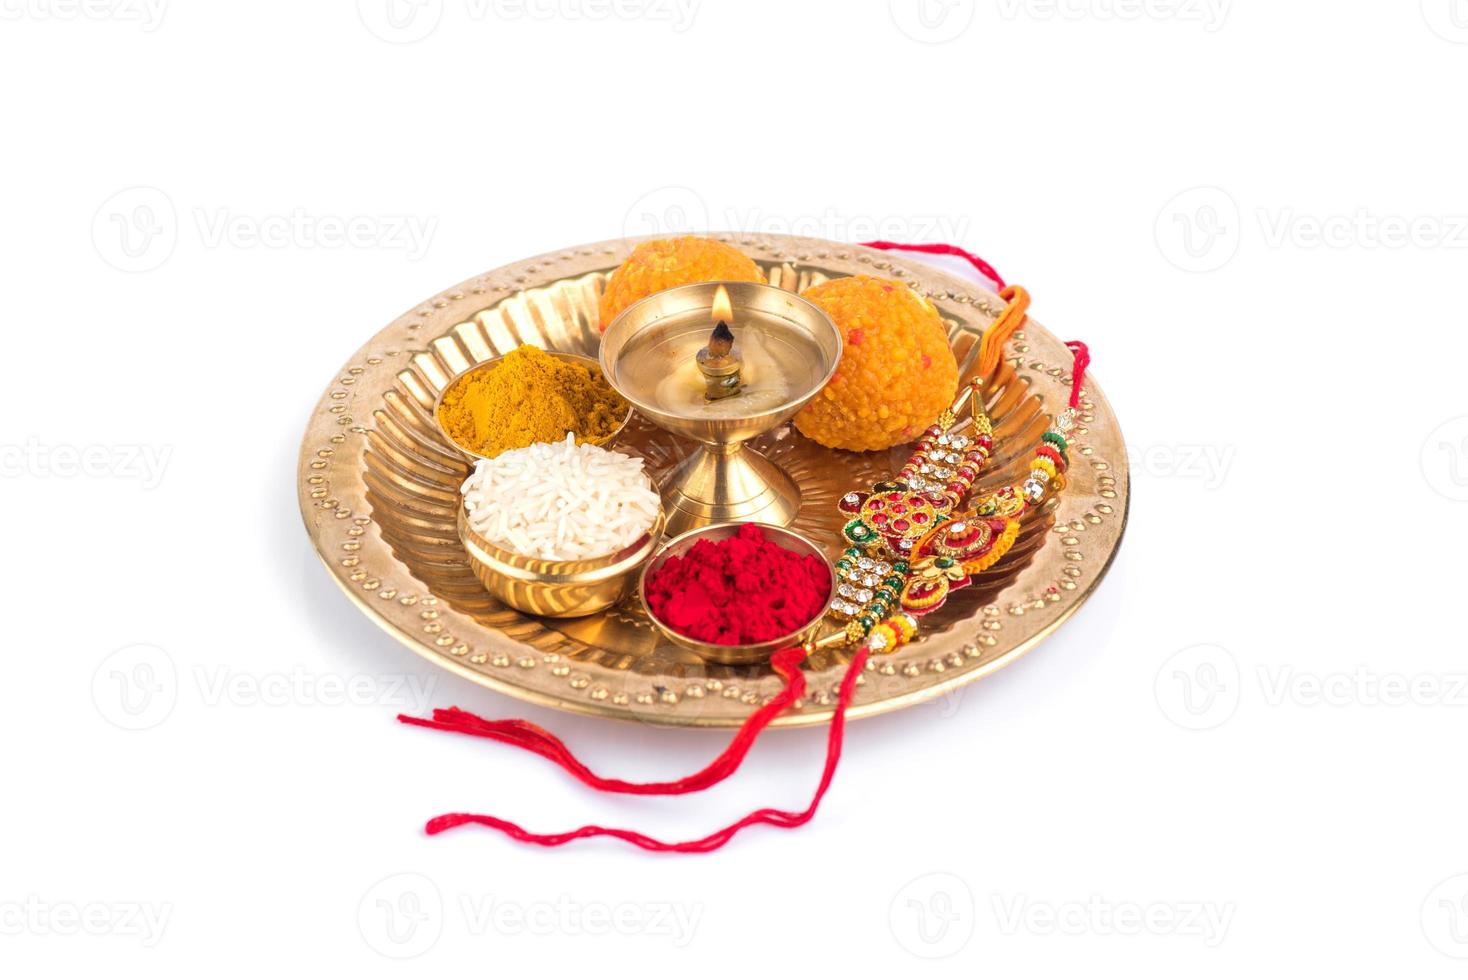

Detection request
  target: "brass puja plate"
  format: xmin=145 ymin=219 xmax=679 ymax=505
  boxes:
xmin=296 ymin=234 xmax=1129 ymax=728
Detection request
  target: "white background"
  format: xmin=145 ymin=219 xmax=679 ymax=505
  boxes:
xmin=2 ymin=0 xmax=1466 ymax=975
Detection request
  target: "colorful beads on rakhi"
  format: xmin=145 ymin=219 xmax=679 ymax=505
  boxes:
xmin=863 ymin=612 xmax=919 ymax=652
xmin=1033 ymin=444 xmax=1064 ymax=470
xmin=867 ymin=622 xmax=899 ymax=653
xmin=832 ymin=388 xmax=995 ymax=561
xmin=1021 ymin=411 xmax=1078 ymax=504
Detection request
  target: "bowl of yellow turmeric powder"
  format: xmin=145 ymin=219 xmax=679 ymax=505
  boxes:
xmin=433 ymin=345 xmax=632 ymax=461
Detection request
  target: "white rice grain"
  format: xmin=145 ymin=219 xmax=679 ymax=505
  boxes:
xmin=461 ymin=433 xmax=659 ymax=561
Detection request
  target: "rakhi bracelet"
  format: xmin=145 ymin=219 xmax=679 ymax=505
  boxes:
xmin=828 ymin=401 xmax=1077 ymax=630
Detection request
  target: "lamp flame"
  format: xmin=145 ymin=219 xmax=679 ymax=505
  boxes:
xmin=711 ymin=284 xmax=733 ymax=325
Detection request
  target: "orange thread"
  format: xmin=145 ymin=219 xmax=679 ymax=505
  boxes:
xmin=975 ymin=285 xmax=1030 ymax=381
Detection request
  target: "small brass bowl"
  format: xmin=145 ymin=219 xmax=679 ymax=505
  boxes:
xmin=458 ymin=501 xmax=665 ymax=619
xmin=638 ymin=522 xmax=836 ymax=666
xmin=432 ymin=350 xmax=633 ymax=462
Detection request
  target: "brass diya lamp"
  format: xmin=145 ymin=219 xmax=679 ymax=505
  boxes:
xmin=599 ymin=281 xmax=843 ymax=538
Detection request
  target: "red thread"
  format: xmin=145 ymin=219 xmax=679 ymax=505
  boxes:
xmin=416 ymin=647 xmax=870 ymax=852
xmin=398 ymin=646 xmax=809 ymax=796
xmin=1064 ymin=340 xmax=1090 ymax=408
xmin=859 ymin=241 xmax=1007 ymax=290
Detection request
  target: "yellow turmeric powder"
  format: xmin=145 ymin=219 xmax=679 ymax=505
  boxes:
xmin=437 ymin=345 xmax=628 ymax=458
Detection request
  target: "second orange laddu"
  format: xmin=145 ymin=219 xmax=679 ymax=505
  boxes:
xmin=793 ymin=275 xmax=959 ymax=452
xmin=598 ymin=236 xmax=764 ymax=331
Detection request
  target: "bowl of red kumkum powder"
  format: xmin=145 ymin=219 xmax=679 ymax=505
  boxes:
xmin=638 ymin=522 xmax=836 ymax=665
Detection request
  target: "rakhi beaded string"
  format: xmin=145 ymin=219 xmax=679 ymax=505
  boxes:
xmin=399 ymin=249 xmax=1090 ymax=852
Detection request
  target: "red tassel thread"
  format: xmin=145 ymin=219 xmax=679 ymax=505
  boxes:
xmin=859 ymin=240 xmax=1006 ymax=290
xmin=401 ymin=647 xmax=870 ymax=852
xmin=399 ymin=646 xmax=810 ymax=796
xmin=1064 ymin=340 xmax=1089 ymax=408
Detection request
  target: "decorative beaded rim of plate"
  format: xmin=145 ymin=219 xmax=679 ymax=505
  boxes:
xmin=296 ymin=233 xmax=1129 ymax=728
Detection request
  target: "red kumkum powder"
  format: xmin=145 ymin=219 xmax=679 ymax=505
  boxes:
xmin=644 ymin=524 xmax=832 ymax=645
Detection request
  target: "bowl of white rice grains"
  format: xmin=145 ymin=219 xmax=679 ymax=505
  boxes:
xmin=456 ymin=433 xmax=665 ymax=618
